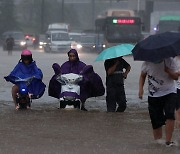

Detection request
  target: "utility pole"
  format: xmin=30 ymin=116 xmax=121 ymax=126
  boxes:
xmin=41 ymin=0 xmax=45 ymax=33
xmin=61 ymin=0 xmax=64 ymax=22
xmin=110 ymin=0 xmax=112 ymax=7
xmin=92 ymin=0 xmax=95 ymax=30
xmin=137 ymin=0 xmax=140 ymax=14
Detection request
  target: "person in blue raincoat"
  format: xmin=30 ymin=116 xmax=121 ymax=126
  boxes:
xmin=4 ymin=49 xmax=46 ymax=110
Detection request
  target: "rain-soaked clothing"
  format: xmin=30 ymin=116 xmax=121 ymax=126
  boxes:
xmin=141 ymin=58 xmax=178 ymax=129
xmin=148 ymin=93 xmax=176 ymax=129
xmin=104 ymin=57 xmax=130 ymax=112
xmin=4 ymin=61 xmax=46 ymax=99
xmin=48 ymin=49 xmax=105 ymax=102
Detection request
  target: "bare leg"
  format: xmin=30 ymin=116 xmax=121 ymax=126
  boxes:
xmin=175 ymin=109 xmax=180 ymax=129
xmin=153 ymin=127 xmax=163 ymax=140
xmin=165 ymin=119 xmax=175 ymax=142
xmin=12 ymin=85 xmax=19 ymax=108
xmin=81 ymin=102 xmax=88 ymax=111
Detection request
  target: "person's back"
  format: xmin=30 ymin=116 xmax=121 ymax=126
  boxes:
xmin=6 ymin=36 xmax=14 ymax=55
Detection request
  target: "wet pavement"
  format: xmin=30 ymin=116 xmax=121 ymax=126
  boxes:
xmin=0 ymin=48 xmax=179 ymax=154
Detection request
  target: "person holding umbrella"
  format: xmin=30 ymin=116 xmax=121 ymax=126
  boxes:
xmin=95 ymin=44 xmax=134 ymax=112
xmin=132 ymin=31 xmax=180 ymax=146
xmin=104 ymin=57 xmax=131 ymax=112
xmin=139 ymin=58 xmax=179 ymax=147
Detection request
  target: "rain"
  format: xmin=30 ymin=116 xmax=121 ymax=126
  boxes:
xmin=0 ymin=0 xmax=180 ymax=153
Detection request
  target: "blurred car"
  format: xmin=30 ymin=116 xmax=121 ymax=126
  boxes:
xmin=2 ymin=31 xmax=27 ymax=51
xmin=69 ymin=32 xmax=83 ymax=50
xmin=80 ymin=34 xmax=97 ymax=52
xmin=25 ymin=34 xmax=36 ymax=47
xmin=44 ymin=30 xmax=72 ymax=53
xmin=38 ymin=34 xmax=46 ymax=49
xmin=94 ymin=33 xmax=106 ymax=52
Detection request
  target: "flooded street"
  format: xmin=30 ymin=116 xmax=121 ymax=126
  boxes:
xmin=0 ymin=48 xmax=179 ymax=154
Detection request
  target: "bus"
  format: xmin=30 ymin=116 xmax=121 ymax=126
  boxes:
xmin=156 ymin=16 xmax=180 ymax=34
xmin=95 ymin=10 xmax=143 ymax=47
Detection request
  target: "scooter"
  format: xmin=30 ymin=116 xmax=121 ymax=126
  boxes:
xmin=15 ymin=76 xmax=35 ymax=109
xmin=56 ymin=73 xmax=83 ymax=109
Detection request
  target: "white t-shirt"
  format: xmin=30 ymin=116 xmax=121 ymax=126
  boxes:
xmin=141 ymin=58 xmax=178 ymax=97
xmin=174 ymin=56 xmax=180 ymax=89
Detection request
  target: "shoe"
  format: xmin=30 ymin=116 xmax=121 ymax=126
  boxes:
xmin=81 ymin=106 xmax=88 ymax=111
xmin=116 ymin=106 xmax=126 ymax=112
xmin=155 ymin=139 xmax=165 ymax=145
xmin=165 ymin=141 xmax=176 ymax=147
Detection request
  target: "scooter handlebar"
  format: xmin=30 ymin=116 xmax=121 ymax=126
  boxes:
xmin=15 ymin=76 xmax=35 ymax=85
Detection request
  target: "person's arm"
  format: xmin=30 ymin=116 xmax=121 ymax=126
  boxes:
xmin=33 ymin=63 xmax=43 ymax=79
xmin=164 ymin=64 xmax=179 ymax=80
xmin=139 ymin=71 xmax=147 ymax=99
xmin=123 ymin=65 xmax=131 ymax=79
xmin=107 ymin=60 xmax=119 ymax=75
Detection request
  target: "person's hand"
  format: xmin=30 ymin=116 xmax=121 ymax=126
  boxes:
xmin=177 ymin=71 xmax=180 ymax=76
xmin=123 ymin=73 xmax=127 ymax=79
xmin=139 ymin=89 xmax=144 ymax=99
xmin=164 ymin=65 xmax=171 ymax=74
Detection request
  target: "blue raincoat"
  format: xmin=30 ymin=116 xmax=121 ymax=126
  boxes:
xmin=4 ymin=61 xmax=46 ymax=99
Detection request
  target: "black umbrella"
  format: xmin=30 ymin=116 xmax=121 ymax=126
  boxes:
xmin=132 ymin=32 xmax=180 ymax=62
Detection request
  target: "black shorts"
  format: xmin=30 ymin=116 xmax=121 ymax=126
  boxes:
xmin=148 ymin=93 xmax=176 ymax=129
xmin=177 ymin=89 xmax=180 ymax=110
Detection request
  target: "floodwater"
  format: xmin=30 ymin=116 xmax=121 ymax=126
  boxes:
xmin=0 ymin=48 xmax=179 ymax=154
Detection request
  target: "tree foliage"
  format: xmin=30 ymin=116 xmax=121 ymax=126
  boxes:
xmin=0 ymin=0 xmax=18 ymax=34
xmin=17 ymin=0 xmax=62 ymax=34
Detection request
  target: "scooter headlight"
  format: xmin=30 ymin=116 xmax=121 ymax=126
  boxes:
xmin=19 ymin=88 xmax=28 ymax=95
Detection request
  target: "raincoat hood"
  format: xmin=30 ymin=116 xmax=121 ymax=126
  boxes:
xmin=60 ymin=49 xmax=86 ymax=74
xmin=68 ymin=49 xmax=79 ymax=62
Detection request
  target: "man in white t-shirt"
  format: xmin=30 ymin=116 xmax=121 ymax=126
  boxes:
xmin=175 ymin=56 xmax=180 ymax=129
xmin=139 ymin=58 xmax=179 ymax=147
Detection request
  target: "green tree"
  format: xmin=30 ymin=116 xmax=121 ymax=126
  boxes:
xmin=17 ymin=0 xmax=62 ymax=34
xmin=0 ymin=0 xmax=18 ymax=34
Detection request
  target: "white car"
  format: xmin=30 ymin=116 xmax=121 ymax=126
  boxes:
xmin=69 ymin=32 xmax=83 ymax=50
xmin=44 ymin=31 xmax=72 ymax=53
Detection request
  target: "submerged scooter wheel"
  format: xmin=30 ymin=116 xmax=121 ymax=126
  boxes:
xmin=19 ymin=103 xmax=28 ymax=109
xmin=59 ymin=100 xmax=81 ymax=109
xmin=60 ymin=101 xmax=66 ymax=108
xmin=16 ymin=95 xmax=30 ymax=109
xmin=74 ymin=101 xmax=80 ymax=109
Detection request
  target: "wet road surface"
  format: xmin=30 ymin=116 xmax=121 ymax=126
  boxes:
xmin=0 ymin=48 xmax=179 ymax=154
xmin=0 ymin=102 xmax=179 ymax=154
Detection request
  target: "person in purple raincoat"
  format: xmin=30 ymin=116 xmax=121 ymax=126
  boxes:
xmin=48 ymin=49 xmax=105 ymax=111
